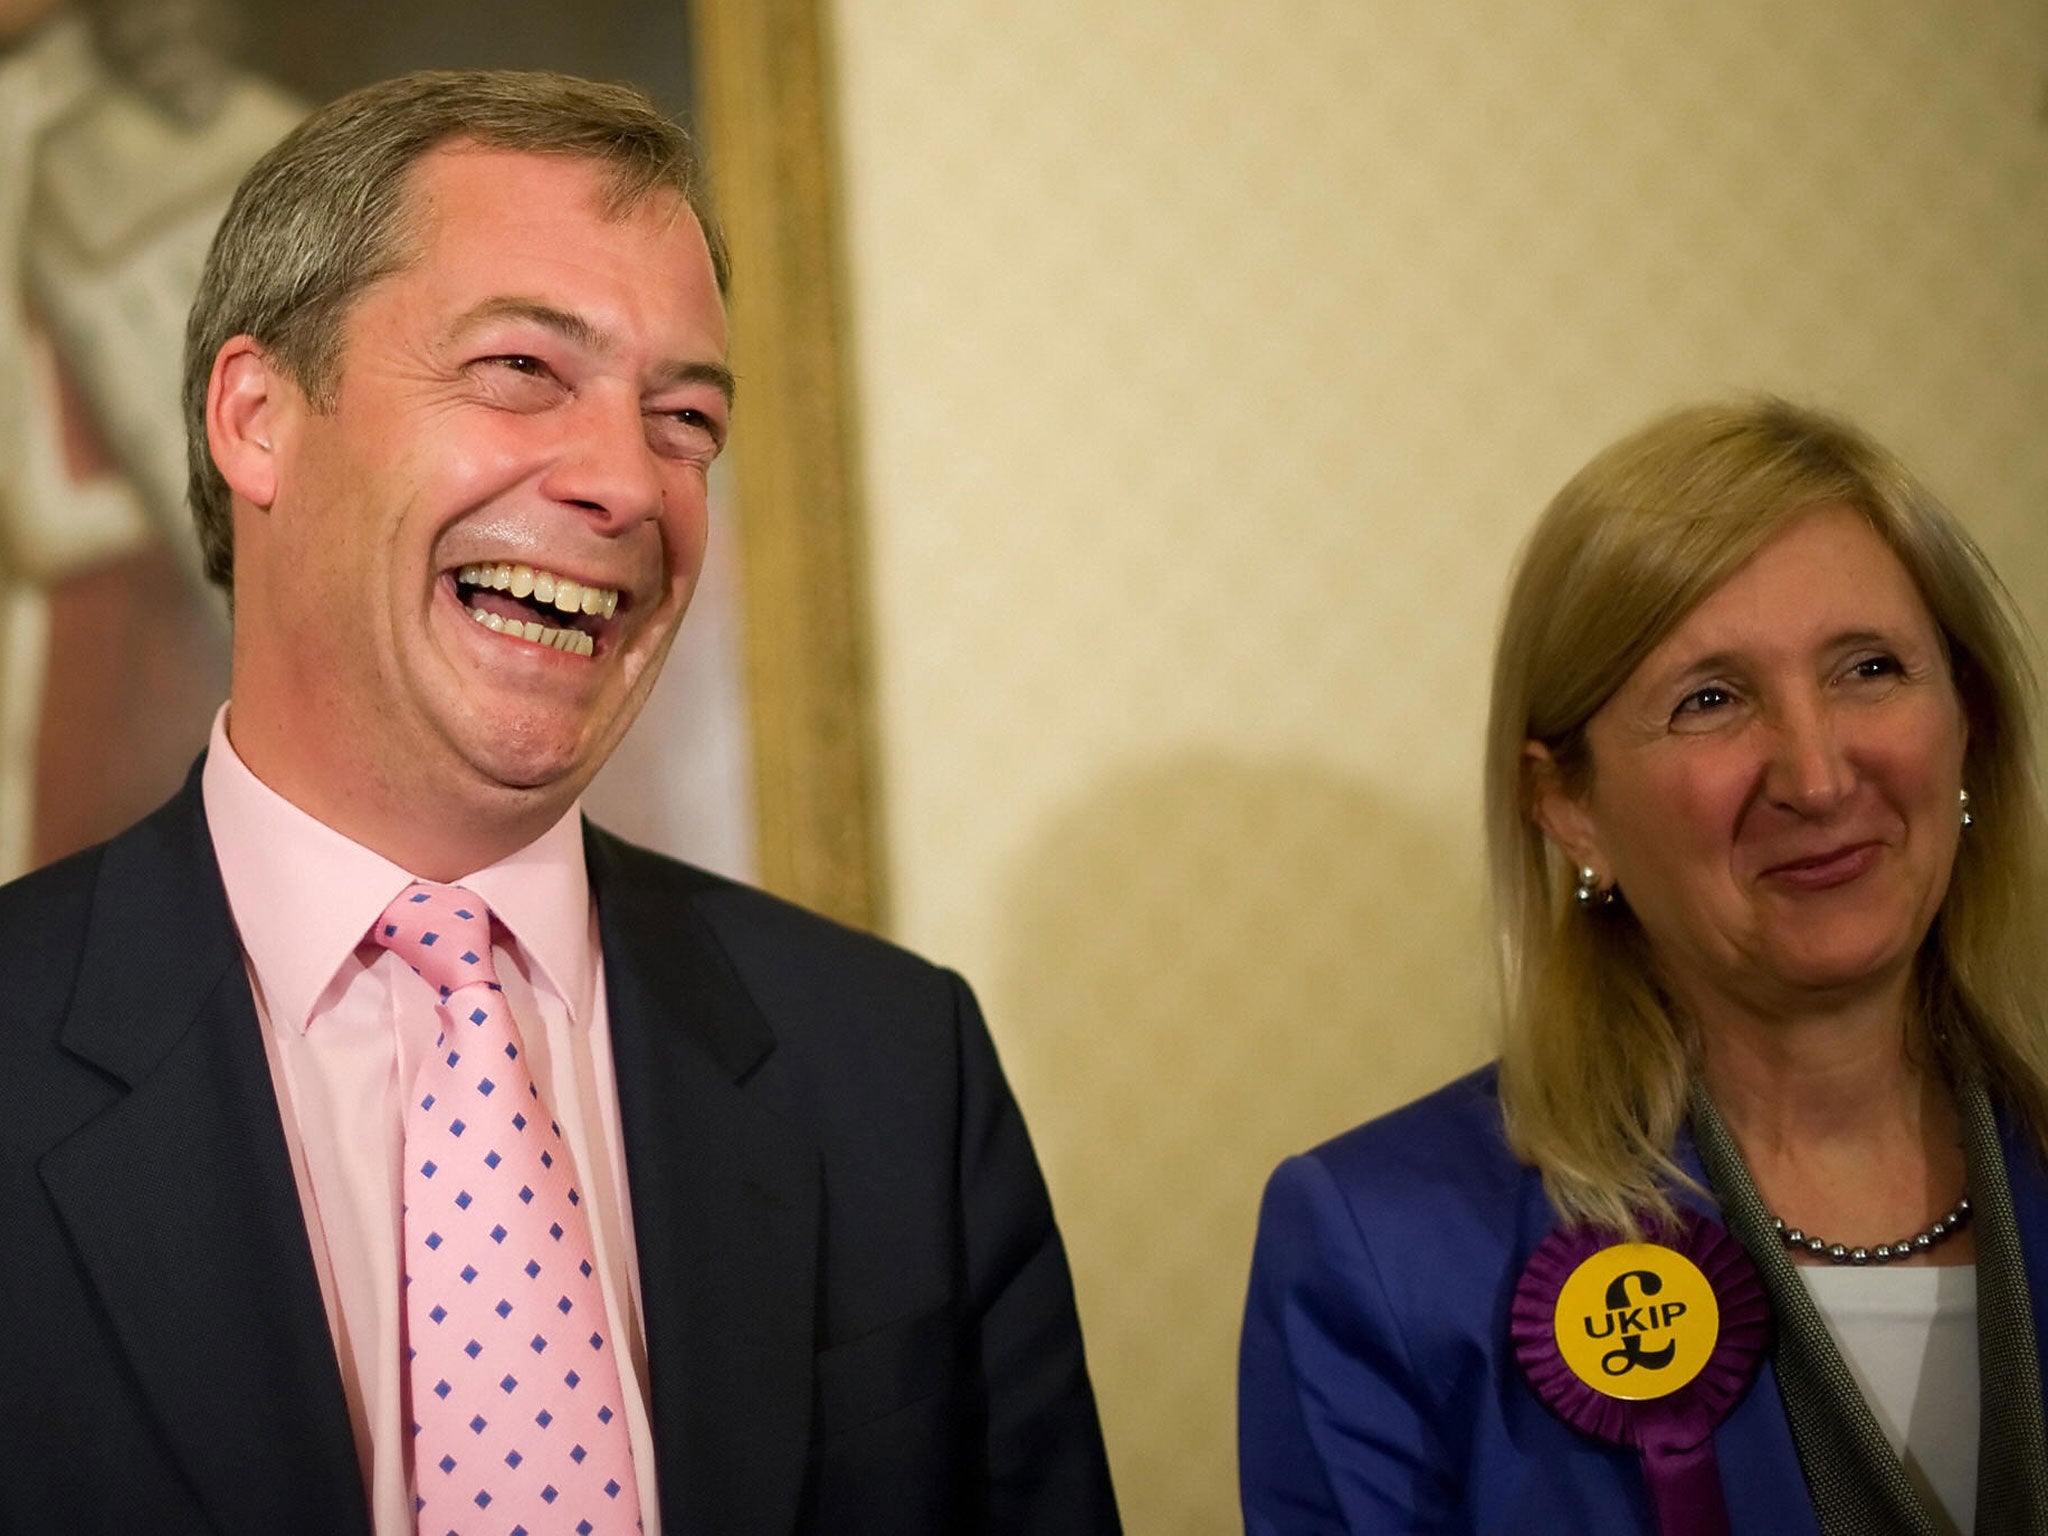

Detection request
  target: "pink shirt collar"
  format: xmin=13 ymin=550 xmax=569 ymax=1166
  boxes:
xmin=200 ymin=706 xmax=594 ymax=1033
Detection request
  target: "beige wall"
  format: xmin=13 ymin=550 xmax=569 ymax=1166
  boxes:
xmin=827 ymin=2 xmax=2048 ymax=1530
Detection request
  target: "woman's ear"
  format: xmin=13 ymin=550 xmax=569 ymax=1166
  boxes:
xmin=1523 ymin=739 xmax=1607 ymax=884
xmin=206 ymin=335 xmax=287 ymax=511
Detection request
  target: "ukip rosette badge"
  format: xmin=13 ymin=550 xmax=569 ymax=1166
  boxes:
xmin=1512 ymin=1209 xmax=1768 ymax=1536
xmin=1552 ymin=1242 xmax=1720 ymax=1398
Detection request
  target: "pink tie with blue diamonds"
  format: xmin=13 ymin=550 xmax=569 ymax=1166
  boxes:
xmin=375 ymin=883 xmax=642 ymax=1536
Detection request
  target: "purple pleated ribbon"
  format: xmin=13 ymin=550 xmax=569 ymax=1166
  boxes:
xmin=1510 ymin=1210 xmax=1769 ymax=1536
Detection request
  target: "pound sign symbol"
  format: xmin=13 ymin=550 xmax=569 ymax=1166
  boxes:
xmin=1599 ymin=1270 xmax=1677 ymax=1377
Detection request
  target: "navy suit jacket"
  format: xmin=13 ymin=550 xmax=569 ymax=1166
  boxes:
xmin=0 ymin=771 xmax=1118 ymax=1535
xmin=1239 ymin=1067 xmax=2048 ymax=1534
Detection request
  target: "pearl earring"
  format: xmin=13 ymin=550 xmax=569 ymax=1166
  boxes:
xmin=1960 ymin=788 xmax=1973 ymax=829
xmin=1574 ymin=867 xmax=1614 ymax=908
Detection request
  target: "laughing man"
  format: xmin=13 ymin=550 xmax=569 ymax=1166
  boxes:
xmin=0 ymin=70 xmax=1118 ymax=1536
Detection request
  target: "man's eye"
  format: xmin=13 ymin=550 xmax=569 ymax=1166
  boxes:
xmin=647 ymin=406 xmax=725 ymax=455
xmin=471 ymin=356 xmax=564 ymax=409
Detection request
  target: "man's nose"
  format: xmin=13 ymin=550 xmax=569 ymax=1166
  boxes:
xmin=539 ymin=389 xmax=664 ymax=529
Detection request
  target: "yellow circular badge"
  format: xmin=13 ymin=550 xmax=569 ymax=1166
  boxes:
xmin=1550 ymin=1242 xmax=1721 ymax=1401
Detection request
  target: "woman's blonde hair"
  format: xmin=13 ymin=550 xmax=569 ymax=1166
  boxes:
xmin=1489 ymin=398 xmax=2048 ymax=1234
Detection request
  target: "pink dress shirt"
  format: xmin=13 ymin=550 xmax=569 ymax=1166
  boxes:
xmin=200 ymin=707 xmax=664 ymax=1535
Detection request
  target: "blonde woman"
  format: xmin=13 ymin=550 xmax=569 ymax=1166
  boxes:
xmin=1240 ymin=400 xmax=2048 ymax=1535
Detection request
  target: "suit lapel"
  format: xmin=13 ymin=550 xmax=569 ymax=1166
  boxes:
xmin=589 ymin=826 xmax=822 ymax=1536
xmin=37 ymin=775 xmax=367 ymax=1536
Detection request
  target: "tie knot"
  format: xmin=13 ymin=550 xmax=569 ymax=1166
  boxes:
xmin=372 ymin=882 xmax=500 ymax=998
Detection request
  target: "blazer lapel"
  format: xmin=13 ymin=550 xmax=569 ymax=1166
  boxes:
xmin=1696 ymin=1078 xmax=2048 ymax=1536
xmin=36 ymin=775 xmax=367 ymax=1536
xmin=1999 ymin=1111 xmax=2048 ymax=1413
xmin=1980 ymin=1100 xmax=2048 ymax=1531
xmin=1666 ymin=1130 xmax=1823 ymax=1533
xmin=589 ymin=827 xmax=822 ymax=1536
xmin=1689 ymin=1090 xmax=1941 ymax=1536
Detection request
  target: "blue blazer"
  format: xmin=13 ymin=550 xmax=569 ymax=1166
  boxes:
xmin=1239 ymin=1066 xmax=2048 ymax=1534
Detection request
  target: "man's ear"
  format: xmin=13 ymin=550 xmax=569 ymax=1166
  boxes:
xmin=206 ymin=336 xmax=289 ymax=511
xmin=1523 ymin=739 xmax=1607 ymax=883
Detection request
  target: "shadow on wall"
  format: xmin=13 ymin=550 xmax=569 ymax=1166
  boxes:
xmin=999 ymin=750 xmax=1494 ymax=1536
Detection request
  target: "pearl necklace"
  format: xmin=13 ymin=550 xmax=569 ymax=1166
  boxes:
xmin=1771 ymin=1194 xmax=1972 ymax=1266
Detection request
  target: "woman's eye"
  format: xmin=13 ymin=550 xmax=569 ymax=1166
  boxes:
xmin=1849 ymin=654 xmax=1903 ymax=681
xmin=1674 ymin=685 xmax=1732 ymax=718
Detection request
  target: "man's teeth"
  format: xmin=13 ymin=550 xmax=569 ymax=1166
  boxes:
xmin=455 ymin=561 xmax=618 ymax=659
xmin=457 ymin=562 xmax=619 ymax=620
xmin=469 ymin=606 xmax=596 ymax=657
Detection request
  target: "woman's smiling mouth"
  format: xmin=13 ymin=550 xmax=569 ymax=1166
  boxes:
xmin=1759 ymin=842 xmax=1883 ymax=892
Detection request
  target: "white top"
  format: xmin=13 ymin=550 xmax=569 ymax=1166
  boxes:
xmin=1803 ymin=1262 xmax=1977 ymax=1535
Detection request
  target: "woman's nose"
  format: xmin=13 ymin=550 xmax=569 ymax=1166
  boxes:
xmin=1763 ymin=694 xmax=1854 ymax=815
